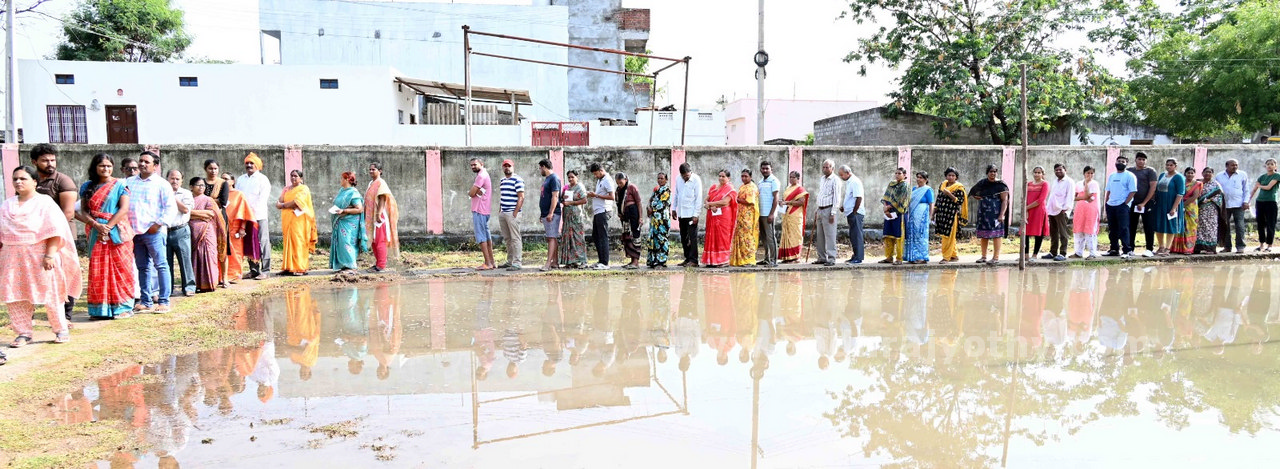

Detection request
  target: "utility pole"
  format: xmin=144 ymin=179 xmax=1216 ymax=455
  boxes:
xmin=5 ymin=0 xmax=16 ymax=143
xmin=755 ymin=0 xmax=765 ymax=145
xmin=1019 ymin=63 xmax=1029 ymax=271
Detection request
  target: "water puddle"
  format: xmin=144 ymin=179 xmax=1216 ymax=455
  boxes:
xmin=46 ymin=265 xmax=1280 ymax=467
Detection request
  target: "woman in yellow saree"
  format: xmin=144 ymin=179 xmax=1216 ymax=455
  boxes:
xmin=778 ymin=171 xmax=808 ymax=263
xmin=730 ymin=169 xmax=760 ymax=266
xmin=276 ymin=170 xmax=318 ymax=275
xmin=934 ymin=167 xmax=968 ymax=263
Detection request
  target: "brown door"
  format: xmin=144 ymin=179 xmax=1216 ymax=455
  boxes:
xmin=105 ymin=105 xmax=138 ymax=144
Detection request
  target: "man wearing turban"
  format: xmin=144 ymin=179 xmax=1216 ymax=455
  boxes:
xmin=236 ymin=152 xmax=273 ymax=279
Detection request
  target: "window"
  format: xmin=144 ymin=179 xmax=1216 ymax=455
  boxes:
xmin=320 ymin=79 xmax=339 ymax=89
xmin=55 ymin=74 xmax=74 ymax=85
xmin=46 ymin=105 xmax=88 ymax=144
xmin=179 ymin=77 xmax=199 ymax=87
xmin=698 ymin=112 xmax=714 ymax=121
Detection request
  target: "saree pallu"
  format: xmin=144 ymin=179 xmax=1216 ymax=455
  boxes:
xmin=1172 ymin=182 xmax=1201 ymax=254
xmin=934 ymin=181 xmax=967 ymax=259
xmin=647 ymin=185 xmax=671 ymax=266
xmin=365 ymin=179 xmax=400 ymax=270
xmin=330 ymin=187 xmax=368 ymax=270
xmin=882 ymin=181 xmax=910 ymax=239
xmin=225 ymin=190 xmax=259 ymax=281
xmin=206 ymin=179 xmax=229 ymax=282
xmin=189 ymin=195 xmax=224 ymax=292
xmin=280 ymin=185 xmax=318 ymax=273
xmin=904 ymin=186 xmax=934 ymax=262
xmin=730 ymin=182 xmax=760 ymax=266
xmin=1196 ymin=182 xmax=1224 ymax=249
xmin=559 ymin=185 xmax=589 ymax=266
xmin=621 ymin=203 xmax=641 ymax=259
xmin=779 ymin=185 xmax=808 ymax=261
xmin=82 ymin=179 xmax=135 ymax=318
xmin=701 ymin=184 xmax=738 ymax=266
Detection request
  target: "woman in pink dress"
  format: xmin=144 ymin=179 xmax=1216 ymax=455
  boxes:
xmin=1071 ymin=166 xmax=1102 ymax=258
xmin=1023 ymin=167 xmax=1050 ymax=259
xmin=1 ymin=166 xmax=82 ymax=347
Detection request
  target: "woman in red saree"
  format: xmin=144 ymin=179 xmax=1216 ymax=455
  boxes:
xmin=76 ymin=154 xmax=135 ymax=319
xmin=365 ymin=163 xmax=400 ymax=272
xmin=701 ymin=170 xmax=738 ymax=267
xmin=779 ymin=171 xmax=809 ymax=262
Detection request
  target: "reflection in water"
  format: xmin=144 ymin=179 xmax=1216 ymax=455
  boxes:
xmin=48 ymin=266 xmax=1280 ymax=467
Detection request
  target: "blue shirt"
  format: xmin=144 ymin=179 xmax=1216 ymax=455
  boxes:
xmin=757 ymin=174 xmax=780 ymax=215
xmin=539 ymin=173 xmax=562 ymax=218
xmin=499 ymin=175 xmax=525 ymax=213
xmin=1105 ymin=171 xmax=1137 ymax=207
xmin=126 ymin=174 xmax=177 ymax=233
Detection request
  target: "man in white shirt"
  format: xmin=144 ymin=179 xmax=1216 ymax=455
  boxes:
xmin=838 ymin=165 xmax=865 ymax=264
xmin=585 ymin=163 xmax=616 ymax=269
xmin=236 ymin=153 xmax=273 ymax=279
xmin=1044 ymin=163 xmax=1076 ymax=262
xmin=756 ymin=161 xmax=781 ymax=267
xmin=166 ymin=169 xmax=197 ymax=296
xmin=672 ymin=163 xmax=704 ymax=267
xmin=126 ymin=151 xmax=177 ymax=313
xmin=1214 ymin=159 xmax=1249 ymax=252
xmin=814 ymin=159 xmax=839 ymax=266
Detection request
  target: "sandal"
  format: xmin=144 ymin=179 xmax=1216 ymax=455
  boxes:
xmin=115 ymin=311 xmax=134 ymax=319
xmin=893 ymin=260 xmax=902 ymax=266
xmin=989 ymin=258 xmax=1001 ymax=264
xmin=54 ymin=332 xmax=70 ymax=344
xmin=976 ymin=257 xmax=987 ymax=264
xmin=878 ymin=258 xmax=893 ymax=264
xmin=9 ymin=335 xmax=32 ymax=348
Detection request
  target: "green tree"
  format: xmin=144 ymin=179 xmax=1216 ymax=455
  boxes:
xmin=840 ymin=0 xmax=1134 ymax=145
xmin=1096 ymin=0 xmax=1280 ymax=139
xmin=55 ymin=0 xmax=192 ymax=63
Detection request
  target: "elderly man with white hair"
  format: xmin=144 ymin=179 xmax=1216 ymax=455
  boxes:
xmin=838 ymin=164 xmax=865 ymax=264
xmin=814 ymin=159 xmax=840 ymax=266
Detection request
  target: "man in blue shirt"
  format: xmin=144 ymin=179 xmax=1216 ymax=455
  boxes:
xmin=1103 ymin=155 xmax=1138 ymax=258
xmin=537 ymin=159 xmax=562 ymax=271
xmin=756 ymin=161 xmax=781 ymax=266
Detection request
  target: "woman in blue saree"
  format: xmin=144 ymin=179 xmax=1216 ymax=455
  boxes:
xmin=330 ymin=172 xmax=368 ymax=270
xmin=76 ymin=153 xmax=136 ymax=319
xmin=904 ymin=171 xmax=935 ymax=264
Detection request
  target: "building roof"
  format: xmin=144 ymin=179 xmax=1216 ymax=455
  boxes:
xmin=394 ymin=77 xmax=532 ymax=105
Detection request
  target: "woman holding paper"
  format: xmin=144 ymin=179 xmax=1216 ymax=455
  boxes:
xmin=1172 ymin=167 xmax=1201 ymax=255
xmin=330 ymin=172 xmax=367 ymax=271
xmin=1152 ymin=159 xmax=1185 ymax=256
xmin=558 ymin=171 xmax=590 ymax=268
xmin=188 ymin=177 xmax=225 ymax=292
xmin=879 ymin=168 xmax=910 ymax=265
xmin=701 ymin=170 xmax=738 ymax=268
xmin=364 ymin=163 xmax=400 ymax=272
xmin=277 ymin=170 xmax=318 ymax=275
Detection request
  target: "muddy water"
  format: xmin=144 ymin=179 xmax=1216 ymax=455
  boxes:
xmin=53 ymin=265 xmax=1280 ymax=468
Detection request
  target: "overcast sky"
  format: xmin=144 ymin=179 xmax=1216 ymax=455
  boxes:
xmin=10 ymin=0 xmax=1131 ymax=111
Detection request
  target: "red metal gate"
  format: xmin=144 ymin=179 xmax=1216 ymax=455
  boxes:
xmin=532 ymin=122 xmax=590 ymax=146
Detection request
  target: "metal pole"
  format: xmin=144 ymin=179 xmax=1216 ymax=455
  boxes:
xmin=5 ymin=0 xmax=15 ymax=143
xmin=463 ymin=25 xmax=473 ymax=146
xmin=756 ymin=0 xmax=765 ymax=145
xmin=680 ymin=57 xmax=690 ymax=146
xmin=1019 ymin=63 xmax=1028 ymax=271
xmin=648 ymin=72 xmax=658 ymax=146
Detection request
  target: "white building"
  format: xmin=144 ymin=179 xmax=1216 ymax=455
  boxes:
xmin=724 ymin=98 xmax=880 ymax=145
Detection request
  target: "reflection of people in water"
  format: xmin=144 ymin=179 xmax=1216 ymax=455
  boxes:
xmin=336 ymin=286 xmax=370 ymax=376
xmin=734 ymin=273 xmax=759 ymax=364
xmin=502 ymin=279 xmax=530 ymax=379
xmin=473 ymin=279 xmax=497 ymax=380
xmin=1098 ymin=267 xmax=1132 ymax=354
xmin=198 ymin=347 xmax=233 ymax=413
xmin=779 ymin=271 xmax=805 ymax=355
xmin=837 ymin=271 xmax=865 ymax=363
xmin=1067 ymin=268 xmax=1098 ymax=354
xmin=647 ymin=275 xmax=673 ymax=364
xmin=902 ymin=271 xmax=930 ymax=348
xmin=810 ymin=275 xmax=839 ymax=370
xmin=1201 ymin=266 xmax=1246 ymax=354
xmin=1242 ymin=267 xmax=1271 ymax=354
xmin=704 ymin=274 xmax=736 ymax=366
xmin=563 ymin=278 xmax=591 ymax=366
xmin=1041 ymin=270 xmax=1068 ymax=357
xmin=97 ymin=364 xmax=150 ymax=461
xmin=1018 ymin=271 xmax=1045 ymax=355
xmin=370 ymin=283 xmax=403 ymax=380
xmin=284 ymin=287 xmax=321 ymax=381
xmin=541 ymin=280 xmax=565 ymax=376
xmin=145 ymin=355 xmax=192 ymax=466
xmin=590 ymin=282 xmax=619 ymax=378
xmin=673 ymin=274 xmax=702 ymax=372
xmin=1137 ymin=268 xmax=1178 ymax=354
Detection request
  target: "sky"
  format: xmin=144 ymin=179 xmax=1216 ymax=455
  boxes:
xmin=9 ymin=0 xmax=899 ymax=110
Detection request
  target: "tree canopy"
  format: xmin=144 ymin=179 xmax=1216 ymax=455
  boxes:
xmin=55 ymin=0 xmax=192 ymax=63
xmin=840 ymin=0 xmax=1134 ymax=145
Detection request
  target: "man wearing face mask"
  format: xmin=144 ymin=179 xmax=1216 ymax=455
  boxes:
xmin=1103 ymin=156 xmax=1138 ymax=259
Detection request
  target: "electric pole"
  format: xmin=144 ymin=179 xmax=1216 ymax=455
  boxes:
xmin=5 ymin=0 xmax=16 ymax=143
xmin=755 ymin=0 xmax=765 ymax=145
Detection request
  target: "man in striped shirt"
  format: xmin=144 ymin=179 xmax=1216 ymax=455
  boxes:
xmin=497 ymin=159 xmax=526 ymax=271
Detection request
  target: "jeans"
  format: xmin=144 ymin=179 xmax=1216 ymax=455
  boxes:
xmin=1106 ymin=204 xmax=1132 ymax=254
xmin=134 ymin=231 xmax=172 ymax=306
xmin=167 ymin=225 xmax=196 ymax=295
xmin=592 ymin=212 xmax=610 ymax=265
xmin=758 ymin=216 xmax=777 ymax=264
xmin=1224 ymin=207 xmax=1247 ymax=249
xmin=1129 ymin=205 xmax=1157 ymax=252
xmin=679 ymin=217 xmax=699 ymax=262
xmin=248 ymin=219 xmax=270 ymax=277
xmin=846 ymin=212 xmax=865 ymax=262
xmin=1257 ymin=201 xmax=1277 ymax=245
xmin=815 ymin=206 xmax=837 ymax=262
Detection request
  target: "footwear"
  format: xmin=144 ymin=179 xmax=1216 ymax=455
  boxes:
xmin=54 ymin=332 xmax=70 ymax=344
xmin=756 ymin=260 xmax=769 ymax=266
xmin=989 ymin=258 xmax=1000 ymax=264
xmin=975 ymin=257 xmax=987 ymax=264
xmin=811 ymin=260 xmax=827 ymax=265
xmin=1068 ymin=253 xmax=1082 ymax=259
xmin=1040 ymin=254 xmax=1055 ymax=260
xmin=592 ymin=264 xmax=610 ymax=270
xmin=1102 ymin=251 xmax=1119 ymax=257
xmin=134 ymin=304 xmax=154 ymax=314
xmin=1053 ymin=255 xmax=1066 ymax=262
xmin=878 ymin=258 xmax=893 ymax=264
xmin=154 ymin=305 xmax=171 ymax=314
xmin=0 ymin=350 xmax=6 ymax=366
xmin=1086 ymin=254 xmax=1098 ymax=260
xmin=939 ymin=259 xmax=950 ymax=264
xmin=1121 ymin=253 xmax=1132 ymax=259
xmin=115 ymin=312 xmax=134 ymax=319
xmin=497 ymin=262 xmax=512 ymax=269
xmin=506 ymin=264 xmax=523 ymax=271
xmin=623 ymin=264 xmax=638 ymax=270
xmin=1141 ymin=251 xmax=1154 ymax=258
xmin=253 ymin=274 xmax=268 ymax=280
xmin=9 ymin=335 xmax=32 ymax=348
xmin=845 ymin=259 xmax=859 ymax=265
xmin=823 ymin=261 xmax=835 ymax=266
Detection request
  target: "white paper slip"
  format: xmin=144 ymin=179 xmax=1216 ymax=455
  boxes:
xmin=1167 ymin=212 xmax=1177 ymax=220
xmin=328 ymin=206 xmax=341 ymax=215
xmin=886 ymin=212 xmax=898 ymax=220
xmin=293 ymin=209 xmax=304 ymax=217
xmin=1134 ymin=205 xmax=1145 ymax=213
xmin=712 ymin=208 xmax=722 ymax=216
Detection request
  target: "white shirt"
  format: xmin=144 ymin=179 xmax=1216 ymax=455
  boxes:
xmin=841 ymin=174 xmax=865 ymax=216
xmin=673 ymin=173 xmax=704 ymax=218
xmin=1046 ymin=176 xmax=1076 ymax=216
xmin=171 ymin=188 xmax=194 ymax=227
xmin=817 ymin=173 xmax=839 ymax=207
xmin=236 ymin=171 xmax=272 ymax=220
xmin=592 ymin=176 xmax=616 ymax=215
xmin=1215 ymin=170 xmax=1249 ymax=209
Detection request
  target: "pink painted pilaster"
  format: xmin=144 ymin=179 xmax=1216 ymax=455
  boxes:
xmin=1 ymin=144 xmax=18 ymax=197
xmin=671 ymin=148 xmax=686 ymax=230
xmin=284 ymin=146 xmax=302 ymax=180
xmin=549 ymin=148 xmax=564 ymax=178
xmin=1001 ymin=147 xmax=1016 ymax=180
xmin=788 ymin=146 xmax=803 ymax=180
xmin=1194 ymin=146 xmax=1208 ymax=172
xmin=425 ymin=149 xmax=444 ymax=234
xmin=1106 ymin=146 xmax=1121 ymax=177
xmin=897 ymin=146 xmax=912 ymax=175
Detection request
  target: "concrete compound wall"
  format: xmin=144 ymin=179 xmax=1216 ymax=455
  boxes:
xmin=3 ymin=143 xmax=1277 ymax=242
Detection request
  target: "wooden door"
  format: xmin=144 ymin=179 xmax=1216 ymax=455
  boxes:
xmin=105 ymin=105 xmax=138 ymax=144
